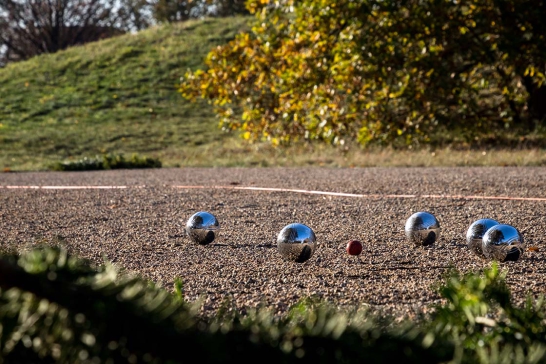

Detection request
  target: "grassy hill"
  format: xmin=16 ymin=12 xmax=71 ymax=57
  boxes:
xmin=1 ymin=16 xmax=546 ymax=171
xmin=0 ymin=16 xmax=256 ymax=171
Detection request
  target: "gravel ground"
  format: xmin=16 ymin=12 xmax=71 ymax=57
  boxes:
xmin=1 ymin=167 xmax=546 ymax=320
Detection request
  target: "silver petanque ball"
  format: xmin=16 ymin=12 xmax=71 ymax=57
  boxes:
xmin=482 ymin=224 xmax=524 ymax=262
xmin=185 ymin=211 xmax=220 ymax=245
xmin=404 ymin=211 xmax=440 ymax=247
xmin=277 ymin=223 xmax=317 ymax=263
xmin=466 ymin=218 xmax=500 ymax=258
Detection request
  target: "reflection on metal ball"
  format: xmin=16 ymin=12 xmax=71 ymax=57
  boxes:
xmin=277 ymin=223 xmax=317 ymax=263
xmin=404 ymin=211 xmax=440 ymax=246
xmin=466 ymin=218 xmax=500 ymax=258
xmin=185 ymin=211 xmax=220 ymax=245
xmin=482 ymin=224 xmax=524 ymax=262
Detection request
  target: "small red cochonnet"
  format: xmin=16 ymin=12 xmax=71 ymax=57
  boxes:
xmin=346 ymin=240 xmax=363 ymax=256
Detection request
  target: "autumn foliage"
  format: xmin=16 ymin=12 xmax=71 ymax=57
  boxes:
xmin=179 ymin=0 xmax=546 ymax=147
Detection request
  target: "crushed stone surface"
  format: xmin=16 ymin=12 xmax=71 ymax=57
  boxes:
xmin=1 ymin=167 xmax=546 ymax=319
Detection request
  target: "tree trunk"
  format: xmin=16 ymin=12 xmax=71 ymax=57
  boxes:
xmin=523 ymin=75 xmax=546 ymax=128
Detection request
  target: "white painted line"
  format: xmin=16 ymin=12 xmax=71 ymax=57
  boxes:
xmin=2 ymin=184 xmax=546 ymax=202
xmin=1 ymin=185 xmax=130 ymax=189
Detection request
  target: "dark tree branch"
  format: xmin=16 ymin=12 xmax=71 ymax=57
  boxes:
xmin=0 ymin=0 xmax=124 ymax=63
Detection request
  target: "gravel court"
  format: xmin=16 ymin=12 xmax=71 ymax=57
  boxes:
xmin=1 ymin=167 xmax=546 ymax=319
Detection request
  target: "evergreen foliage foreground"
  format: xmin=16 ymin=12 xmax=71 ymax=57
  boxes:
xmin=0 ymin=246 xmax=545 ymax=363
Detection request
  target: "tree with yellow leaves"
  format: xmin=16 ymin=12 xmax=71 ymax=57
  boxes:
xmin=180 ymin=0 xmax=546 ymax=147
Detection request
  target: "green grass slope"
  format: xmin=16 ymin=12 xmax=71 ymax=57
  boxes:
xmin=0 ymin=16 xmax=251 ymax=171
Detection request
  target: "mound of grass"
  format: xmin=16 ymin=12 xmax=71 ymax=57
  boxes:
xmin=0 ymin=16 xmax=251 ymax=171
xmin=49 ymin=153 xmax=162 ymax=171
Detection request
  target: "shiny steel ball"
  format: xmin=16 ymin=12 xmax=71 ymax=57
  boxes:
xmin=482 ymin=224 xmax=524 ymax=262
xmin=404 ymin=211 xmax=440 ymax=246
xmin=185 ymin=211 xmax=220 ymax=245
xmin=277 ymin=223 xmax=317 ymax=263
xmin=466 ymin=218 xmax=500 ymax=258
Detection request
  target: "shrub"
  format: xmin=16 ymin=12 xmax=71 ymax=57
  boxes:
xmin=180 ymin=0 xmax=546 ymax=148
xmin=49 ymin=153 xmax=162 ymax=171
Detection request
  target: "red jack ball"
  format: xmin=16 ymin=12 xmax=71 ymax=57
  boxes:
xmin=346 ymin=240 xmax=363 ymax=256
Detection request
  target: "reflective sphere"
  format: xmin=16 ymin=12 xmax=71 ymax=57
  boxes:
xmin=466 ymin=218 xmax=500 ymax=258
xmin=482 ymin=224 xmax=524 ymax=262
xmin=404 ymin=211 xmax=440 ymax=246
xmin=277 ymin=223 xmax=317 ymax=263
xmin=185 ymin=211 xmax=220 ymax=245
